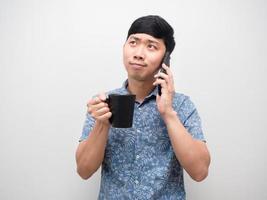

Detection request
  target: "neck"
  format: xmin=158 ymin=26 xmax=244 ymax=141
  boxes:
xmin=127 ymin=78 xmax=155 ymax=103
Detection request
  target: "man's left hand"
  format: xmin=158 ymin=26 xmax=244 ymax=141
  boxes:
xmin=153 ymin=64 xmax=176 ymax=119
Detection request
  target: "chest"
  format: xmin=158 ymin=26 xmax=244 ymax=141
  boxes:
xmin=106 ymin=102 xmax=172 ymax=157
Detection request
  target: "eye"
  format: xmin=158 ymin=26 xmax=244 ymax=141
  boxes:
xmin=129 ymin=40 xmax=137 ymax=46
xmin=148 ymin=44 xmax=157 ymax=50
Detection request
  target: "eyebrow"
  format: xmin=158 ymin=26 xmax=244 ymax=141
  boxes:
xmin=129 ymin=36 xmax=160 ymax=44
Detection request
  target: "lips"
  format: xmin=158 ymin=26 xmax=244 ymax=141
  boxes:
xmin=129 ymin=62 xmax=146 ymax=69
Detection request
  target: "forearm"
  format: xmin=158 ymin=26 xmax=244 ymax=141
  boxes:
xmin=76 ymin=121 xmax=110 ymax=179
xmin=163 ymin=111 xmax=210 ymax=182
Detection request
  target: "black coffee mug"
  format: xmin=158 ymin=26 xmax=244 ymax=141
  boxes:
xmin=105 ymin=94 xmax=136 ymax=128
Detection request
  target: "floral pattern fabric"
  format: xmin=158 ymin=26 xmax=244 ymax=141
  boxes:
xmin=80 ymin=81 xmax=205 ymax=200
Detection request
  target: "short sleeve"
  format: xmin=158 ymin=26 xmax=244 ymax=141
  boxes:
xmin=178 ymin=96 xmax=206 ymax=142
xmin=79 ymin=112 xmax=95 ymax=142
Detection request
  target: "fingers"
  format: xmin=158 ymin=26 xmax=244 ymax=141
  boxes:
xmin=99 ymin=93 xmax=107 ymax=102
xmin=86 ymin=94 xmax=111 ymax=122
xmin=87 ymin=98 xmax=107 ymax=110
xmin=159 ymin=64 xmax=174 ymax=84
xmin=153 ymin=78 xmax=169 ymax=93
xmin=97 ymin=112 xmax=112 ymax=121
xmin=155 ymin=71 xmax=168 ymax=80
xmin=87 ymin=96 xmax=102 ymax=106
xmin=95 ymin=106 xmax=109 ymax=115
xmin=87 ymin=93 xmax=107 ymax=107
xmin=153 ymin=65 xmax=175 ymax=93
xmin=88 ymin=102 xmax=108 ymax=114
xmin=153 ymin=78 xmax=167 ymax=87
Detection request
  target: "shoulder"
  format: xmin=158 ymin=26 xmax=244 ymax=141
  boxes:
xmin=106 ymin=87 xmax=126 ymax=95
xmin=91 ymin=87 xmax=126 ymax=98
xmin=173 ymin=92 xmax=198 ymax=116
xmin=173 ymin=92 xmax=190 ymax=108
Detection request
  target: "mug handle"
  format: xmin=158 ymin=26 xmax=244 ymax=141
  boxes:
xmin=104 ymin=95 xmax=112 ymax=124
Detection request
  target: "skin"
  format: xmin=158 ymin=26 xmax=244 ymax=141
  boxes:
xmin=76 ymin=33 xmax=211 ymax=181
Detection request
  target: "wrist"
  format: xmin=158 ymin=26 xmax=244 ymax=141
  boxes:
xmin=95 ymin=120 xmax=111 ymax=130
xmin=161 ymin=109 xmax=177 ymax=123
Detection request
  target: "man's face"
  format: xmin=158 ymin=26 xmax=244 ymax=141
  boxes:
xmin=123 ymin=33 xmax=166 ymax=82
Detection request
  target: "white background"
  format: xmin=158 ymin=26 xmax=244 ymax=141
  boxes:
xmin=1 ymin=0 xmax=266 ymax=199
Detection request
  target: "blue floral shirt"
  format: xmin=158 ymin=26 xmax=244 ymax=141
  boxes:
xmin=80 ymin=81 xmax=205 ymax=200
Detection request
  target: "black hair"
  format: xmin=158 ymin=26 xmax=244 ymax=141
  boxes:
xmin=127 ymin=15 xmax=175 ymax=54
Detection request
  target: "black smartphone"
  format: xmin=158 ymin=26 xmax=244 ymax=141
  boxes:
xmin=158 ymin=51 xmax=171 ymax=96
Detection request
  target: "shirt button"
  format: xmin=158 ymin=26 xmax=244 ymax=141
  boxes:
xmin=134 ymin=180 xmax=139 ymax=184
xmin=136 ymin=155 xmax=140 ymax=159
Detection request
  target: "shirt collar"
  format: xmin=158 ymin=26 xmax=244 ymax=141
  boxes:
xmin=122 ymin=79 xmax=157 ymax=100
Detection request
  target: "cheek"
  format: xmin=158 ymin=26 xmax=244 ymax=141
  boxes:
xmin=150 ymin=54 xmax=163 ymax=69
xmin=123 ymin=48 xmax=130 ymax=69
xmin=123 ymin=46 xmax=131 ymax=60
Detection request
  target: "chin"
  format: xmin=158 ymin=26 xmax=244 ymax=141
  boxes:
xmin=128 ymin=73 xmax=146 ymax=82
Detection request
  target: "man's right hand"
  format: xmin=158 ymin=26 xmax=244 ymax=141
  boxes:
xmin=87 ymin=93 xmax=112 ymax=125
xmin=77 ymin=93 xmax=111 ymax=179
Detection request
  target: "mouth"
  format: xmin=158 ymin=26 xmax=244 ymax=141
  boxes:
xmin=129 ymin=62 xmax=146 ymax=69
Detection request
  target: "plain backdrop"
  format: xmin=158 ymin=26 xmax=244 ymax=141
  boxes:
xmin=1 ymin=0 xmax=267 ymax=199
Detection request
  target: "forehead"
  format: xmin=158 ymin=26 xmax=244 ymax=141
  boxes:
xmin=128 ymin=33 xmax=164 ymax=45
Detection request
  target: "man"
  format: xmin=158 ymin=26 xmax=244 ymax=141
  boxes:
xmin=76 ymin=15 xmax=211 ymax=199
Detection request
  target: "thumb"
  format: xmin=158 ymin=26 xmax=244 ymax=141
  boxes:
xmin=99 ymin=93 xmax=107 ymax=101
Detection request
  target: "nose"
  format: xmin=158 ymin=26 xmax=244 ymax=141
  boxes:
xmin=134 ymin=55 xmax=144 ymax=60
xmin=133 ymin=46 xmax=145 ymax=61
